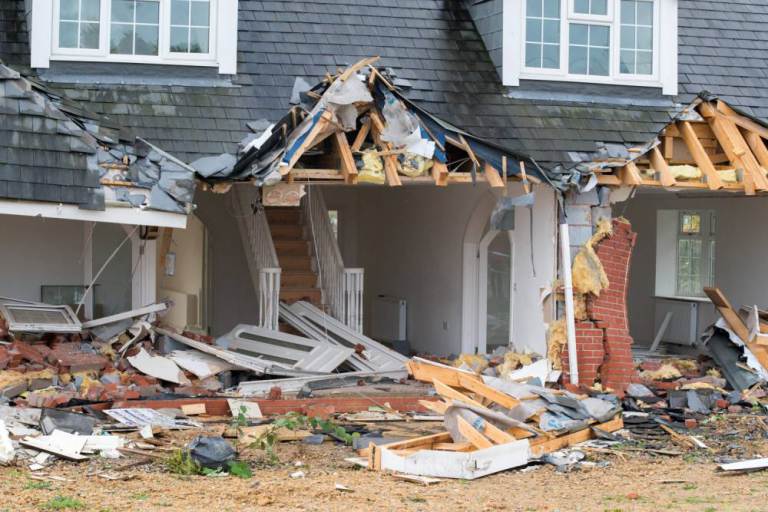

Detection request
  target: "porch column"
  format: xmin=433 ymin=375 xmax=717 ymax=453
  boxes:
xmin=131 ymin=228 xmax=157 ymax=308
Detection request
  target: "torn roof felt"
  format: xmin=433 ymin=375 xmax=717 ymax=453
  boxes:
xmin=216 ymin=60 xmax=551 ymax=189
xmin=0 ymin=62 xmax=196 ymax=213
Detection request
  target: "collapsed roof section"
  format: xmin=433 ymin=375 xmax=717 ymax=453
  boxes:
xmin=580 ymin=93 xmax=768 ymax=196
xmin=204 ymin=58 xmax=551 ymax=190
xmin=0 ymin=63 xmax=196 ymax=214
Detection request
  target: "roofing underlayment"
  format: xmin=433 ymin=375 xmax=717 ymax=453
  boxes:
xmin=0 ymin=63 xmax=196 ymax=213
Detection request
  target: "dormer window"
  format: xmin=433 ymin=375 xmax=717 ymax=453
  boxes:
xmin=504 ymin=0 xmax=678 ymax=94
xmin=31 ymin=0 xmax=237 ymax=74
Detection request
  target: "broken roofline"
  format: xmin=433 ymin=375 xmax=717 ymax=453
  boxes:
xmin=223 ymin=57 xmax=554 ymax=190
xmin=586 ymin=92 xmax=768 ymax=196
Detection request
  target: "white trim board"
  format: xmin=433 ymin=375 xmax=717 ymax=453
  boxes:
xmin=0 ymin=199 xmax=188 ymax=229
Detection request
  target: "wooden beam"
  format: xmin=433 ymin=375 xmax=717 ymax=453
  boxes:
xmin=419 ymin=399 xmax=449 ymax=414
xmin=480 ymin=421 xmax=517 ymax=444
xmin=350 ymin=119 xmax=370 ymax=152
xmin=619 ymin=161 xmax=643 ymax=185
xmin=457 ymin=416 xmax=493 ymax=449
xmin=281 ymin=111 xmax=334 ymax=174
xmin=432 ymin=378 xmax=487 ymax=410
xmin=648 ymin=145 xmax=676 ymax=186
xmin=369 ymin=111 xmax=402 ymax=186
xmin=529 ymin=416 xmax=623 ymax=457
xmin=678 ymin=121 xmax=724 ymax=190
xmin=337 ymin=56 xmax=380 ymax=82
xmin=457 ymin=373 xmax=520 ymax=409
xmin=744 ymin=131 xmax=768 ymax=171
xmin=334 ymin=131 xmax=358 ymax=184
xmin=406 ymin=359 xmax=483 ymax=387
xmin=432 ymin=161 xmax=448 ymax=187
xmin=716 ymin=100 xmax=768 ymax=141
xmin=700 ymin=102 xmax=768 ymax=193
xmin=483 ymin=162 xmax=504 ymax=188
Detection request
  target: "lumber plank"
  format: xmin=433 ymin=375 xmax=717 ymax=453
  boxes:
xmin=481 ymin=421 xmax=517 ymax=444
xmin=433 ymin=442 xmax=474 ymax=452
xmin=432 ymin=161 xmax=449 ymax=187
xmin=282 ymin=111 xmax=334 ymax=174
xmin=704 ymin=287 xmax=768 ymax=370
xmin=678 ymin=121 xmax=724 ymax=190
xmin=406 ymin=359 xmax=482 ymax=387
xmin=419 ymin=399 xmax=449 ymax=414
xmin=619 ymin=161 xmax=643 ymax=185
xmin=744 ymin=131 xmax=768 ymax=172
xmin=529 ymin=416 xmax=623 ymax=457
xmin=334 ymin=131 xmax=358 ymax=184
xmin=350 ymin=119 xmax=370 ymax=152
xmin=457 ymin=416 xmax=493 ymax=449
xmin=716 ymin=100 xmax=768 ymax=141
xmin=432 ymin=378 xmax=486 ymax=410
xmin=338 ymin=56 xmax=380 ymax=82
xmin=457 ymin=373 xmax=520 ymax=409
xmin=369 ymin=111 xmax=402 ymax=186
xmin=483 ymin=162 xmax=505 ymax=188
xmin=648 ymin=145 xmax=676 ymax=186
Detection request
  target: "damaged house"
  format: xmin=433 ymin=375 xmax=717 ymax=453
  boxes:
xmin=1 ymin=0 xmax=768 ymax=398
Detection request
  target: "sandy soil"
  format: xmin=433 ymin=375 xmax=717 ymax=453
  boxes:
xmin=1 ymin=438 xmax=767 ymax=512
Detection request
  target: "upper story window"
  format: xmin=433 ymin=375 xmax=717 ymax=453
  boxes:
xmin=31 ymin=0 xmax=238 ymax=74
xmin=503 ymin=0 xmax=678 ymax=94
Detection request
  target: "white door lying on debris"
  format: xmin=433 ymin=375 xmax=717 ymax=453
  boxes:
xmin=477 ymin=230 xmax=515 ymax=354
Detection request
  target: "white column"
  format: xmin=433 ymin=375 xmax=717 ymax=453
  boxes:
xmin=131 ymin=229 xmax=157 ymax=308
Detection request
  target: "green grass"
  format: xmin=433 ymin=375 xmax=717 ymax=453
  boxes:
xmin=683 ymin=482 xmax=698 ymax=490
xmin=25 ymin=480 xmax=52 ymax=490
xmin=40 ymin=496 xmax=85 ymax=510
xmin=131 ymin=492 xmax=149 ymax=501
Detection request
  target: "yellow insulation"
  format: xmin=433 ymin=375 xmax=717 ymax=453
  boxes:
xmin=571 ymin=218 xmax=612 ymax=296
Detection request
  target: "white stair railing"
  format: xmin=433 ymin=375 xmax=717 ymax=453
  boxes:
xmin=233 ymin=185 xmax=281 ymax=330
xmin=303 ymin=187 xmax=364 ymax=332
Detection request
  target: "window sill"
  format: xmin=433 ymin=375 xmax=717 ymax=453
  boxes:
xmin=653 ymin=295 xmax=711 ymax=303
xmin=50 ymin=54 xmax=219 ymax=68
xmin=517 ymin=72 xmax=663 ymax=90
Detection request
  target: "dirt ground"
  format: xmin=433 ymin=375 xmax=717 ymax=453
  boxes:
xmin=1 ymin=434 xmax=767 ymax=512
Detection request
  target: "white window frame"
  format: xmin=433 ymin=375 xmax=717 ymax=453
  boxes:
xmin=31 ymin=0 xmax=238 ymax=74
xmin=503 ymin=0 xmax=678 ymax=94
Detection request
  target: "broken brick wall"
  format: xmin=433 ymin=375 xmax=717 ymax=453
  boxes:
xmin=562 ymin=218 xmax=639 ymax=393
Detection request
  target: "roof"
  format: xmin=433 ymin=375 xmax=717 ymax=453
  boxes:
xmin=1 ymin=0 xmax=768 ymax=174
xmin=0 ymin=63 xmax=196 ymax=213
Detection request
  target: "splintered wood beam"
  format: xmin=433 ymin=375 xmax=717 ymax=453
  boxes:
xmin=281 ymin=111 xmax=334 ymax=175
xmin=456 ymin=416 xmax=493 ymax=449
xmin=350 ymin=119 xmax=370 ymax=152
xmin=457 ymin=373 xmax=520 ymax=409
xmin=619 ymin=161 xmax=643 ymax=185
xmin=432 ymin=161 xmax=448 ymax=186
xmin=745 ymin=131 xmax=768 ymax=171
xmin=481 ymin=421 xmax=518 ymax=444
xmin=334 ymin=131 xmax=358 ymax=184
xmin=369 ymin=111 xmax=402 ymax=186
xmin=716 ymin=100 xmax=768 ymax=141
xmin=678 ymin=121 xmax=724 ymax=190
xmin=700 ymin=102 xmax=768 ymax=193
xmin=648 ymin=145 xmax=676 ymax=186
xmin=432 ymin=378 xmax=486 ymax=410
xmin=337 ymin=56 xmax=380 ymax=82
xmin=483 ymin=162 xmax=505 ymax=188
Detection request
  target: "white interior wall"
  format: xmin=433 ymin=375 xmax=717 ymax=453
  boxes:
xmin=0 ymin=214 xmax=84 ymax=302
xmin=621 ymin=192 xmax=768 ymax=345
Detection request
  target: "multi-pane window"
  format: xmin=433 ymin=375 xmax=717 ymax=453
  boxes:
xmin=170 ymin=0 xmax=211 ymax=53
xmin=110 ymin=0 xmax=160 ymax=55
xmin=619 ymin=0 xmax=654 ymax=75
xmin=568 ymin=23 xmax=610 ymax=76
xmin=525 ymin=0 xmax=561 ymax=69
xmin=676 ymin=211 xmax=716 ymax=297
xmin=59 ymin=0 xmax=101 ymax=49
xmin=523 ymin=0 xmax=658 ymax=82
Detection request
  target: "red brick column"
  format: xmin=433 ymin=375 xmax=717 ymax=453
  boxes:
xmin=562 ymin=218 xmax=639 ymax=394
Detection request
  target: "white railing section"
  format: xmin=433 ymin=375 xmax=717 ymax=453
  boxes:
xmin=233 ymin=185 xmax=281 ymax=330
xmin=303 ymin=187 xmax=365 ymax=332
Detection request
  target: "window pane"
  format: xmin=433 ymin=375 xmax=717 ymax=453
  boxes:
xmin=637 ymin=50 xmax=652 ymax=74
xmin=543 ymin=0 xmax=559 ymax=18
xmin=527 ymin=0 xmax=542 ymax=17
xmin=110 ymin=23 xmax=133 ymax=53
xmin=171 ymin=0 xmax=190 ymax=25
xmin=170 ymin=26 xmax=188 ymax=52
xmin=80 ymin=22 xmax=100 ymax=48
xmin=135 ymin=24 xmax=159 ymax=54
xmin=590 ymin=47 xmax=609 ymax=75
xmin=82 ymin=0 xmax=100 ymax=21
xmin=189 ymin=27 xmax=209 ymax=53
xmin=569 ymin=44 xmax=588 ymax=74
xmin=574 ymin=0 xmax=589 ymax=14
xmin=190 ymin=1 xmax=209 ymax=26
xmin=620 ymin=26 xmax=634 ymax=48
xmin=637 ymin=0 xmax=653 ymax=24
xmin=621 ymin=0 xmax=634 ymax=23
xmin=59 ymin=21 xmax=78 ymax=47
xmin=526 ymin=43 xmax=542 ymax=67
xmin=590 ymin=25 xmax=609 ymax=47
xmin=542 ymin=44 xmax=559 ymax=68
xmin=620 ymin=50 xmax=634 ymax=73
xmin=112 ymin=0 xmax=134 ymax=22
xmin=136 ymin=1 xmax=159 ymax=23
xmin=570 ymin=23 xmax=588 ymax=45
xmin=637 ymin=26 xmax=652 ymax=49
xmin=681 ymin=213 xmax=701 ymax=233
xmin=60 ymin=0 xmax=79 ymax=20
xmin=526 ymin=19 xmax=542 ymax=42
xmin=592 ymin=0 xmax=607 ymax=15
xmin=543 ymin=19 xmax=560 ymax=43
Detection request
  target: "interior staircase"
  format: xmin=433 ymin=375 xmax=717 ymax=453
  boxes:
xmin=265 ymin=207 xmax=323 ymax=307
